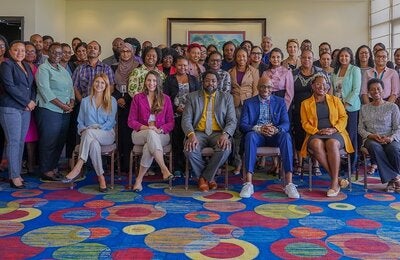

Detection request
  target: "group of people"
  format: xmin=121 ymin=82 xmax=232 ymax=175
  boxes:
xmin=0 ymin=32 xmax=400 ymax=198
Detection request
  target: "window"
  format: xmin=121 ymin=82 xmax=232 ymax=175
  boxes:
xmin=370 ymin=0 xmax=400 ymax=58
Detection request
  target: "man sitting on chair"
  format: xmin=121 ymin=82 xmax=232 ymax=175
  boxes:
xmin=240 ymin=77 xmax=300 ymax=198
xmin=182 ymin=70 xmax=237 ymax=192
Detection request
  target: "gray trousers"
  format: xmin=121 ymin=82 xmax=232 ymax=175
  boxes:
xmin=184 ymin=131 xmax=231 ymax=181
xmin=364 ymin=139 xmax=400 ymax=183
xmin=132 ymin=129 xmax=170 ymax=168
xmin=79 ymin=129 xmax=115 ymax=176
xmin=0 ymin=107 xmax=30 ymax=179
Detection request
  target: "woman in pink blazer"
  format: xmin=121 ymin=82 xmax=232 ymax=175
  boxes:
xmin=128 ymin=71 xmax=174 ymax=192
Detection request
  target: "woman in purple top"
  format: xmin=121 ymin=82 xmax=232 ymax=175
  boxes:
xmin=261 ymin=47 xmax=294 ymax=110
xmin=128 ymin=71 xmax=174 ymax=192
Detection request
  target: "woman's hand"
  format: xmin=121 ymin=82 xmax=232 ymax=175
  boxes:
xmin=318 ymin=128 xmax=337 ymax=135
xmin=368 ymin=134 xmax=386 ymax=143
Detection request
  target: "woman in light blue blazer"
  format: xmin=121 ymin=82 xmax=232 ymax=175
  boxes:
xmin=330 ymin=47 xmax=361 ymax=173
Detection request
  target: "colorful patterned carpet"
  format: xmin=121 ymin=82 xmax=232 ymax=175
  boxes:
xmin=0 ymin=165 xmax=400 ymax=260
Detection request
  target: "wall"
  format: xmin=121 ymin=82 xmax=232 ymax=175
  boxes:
xmin=1 ymin=0 xmax=369 ymax=58
xmin=0 ymin=0 xmax=66 ymax=41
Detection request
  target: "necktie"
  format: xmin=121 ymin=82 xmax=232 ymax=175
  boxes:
xmin=205 ymin=95 xmax=213 ymax=135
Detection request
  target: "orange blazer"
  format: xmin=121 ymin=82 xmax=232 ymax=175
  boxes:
xmin=300 ymin=94 xmax=354 ymax=157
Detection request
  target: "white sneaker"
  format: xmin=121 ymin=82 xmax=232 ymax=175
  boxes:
xmin=240 ymin=182 xmax=254 ymax=198
xmin=284 ymin=183 xmax=300 ymax=199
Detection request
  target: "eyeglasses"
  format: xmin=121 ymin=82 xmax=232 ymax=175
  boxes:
xmin=120 ymin=50 xmax=132 ymax=54
xmin=209 ymin=59 xmax=221 ymax=63
xmin=51 ymin=51 xmax=63 ymax=56
xmin=0 ymin=44 xmax=5 ymax=49
xmin=259 ymin=84 xmax=273 ymax=89
xmin=251 ymin=52 xmax=262 ymax=55
xmin=26 ymin=50 xmax=36 ymax=54
xmin=375 ymin=55 xmax=387 ymax=59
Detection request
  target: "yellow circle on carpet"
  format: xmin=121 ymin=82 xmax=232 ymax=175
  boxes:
xmin=328 ymin=203 xmax=356 ymax=210
xmin=186 ymin=238 xmax=259 ymax=259
xmin=255 ymin=204 xmax=310 ymax=219
xmin=123 ymin=224 xmax=155 ymax=235
xmin=0 ymin=201 xmax=19 ymax=214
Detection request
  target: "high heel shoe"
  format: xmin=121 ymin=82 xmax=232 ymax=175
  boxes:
xmin=162 ymin=173 xmax=174 ymax=181
xmin=61 ymin=175 xmax=79 ymax=184
xmin=98 ymin=186 xmax=108 ymax=193
xmin=10 ymin=181 xmax=25 ymax=189
xmin=132 ymin=184 xmax=143 ymax=192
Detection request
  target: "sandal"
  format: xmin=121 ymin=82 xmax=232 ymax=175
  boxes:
xmin=312 ymin=166 xmax=322 ymax=176
xmin=367 ymin=164 xmax=377 ymax=175
xmin=385 ymin=180 xmax=396 ymax=193
xmin=293 ymin=165 xmax=302 ymax=176
xmin=339 ymin=178 xmax=349 ymax=189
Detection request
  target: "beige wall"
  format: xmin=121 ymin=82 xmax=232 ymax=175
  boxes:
xmin=65 ymin=0 xmax=369 ymax=58
xmin=1 ymin=0 xmax=368 ymax=59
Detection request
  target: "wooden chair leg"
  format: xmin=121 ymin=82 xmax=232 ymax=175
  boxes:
xmin=363 ymin=153 xmax=368 ymax=192
xmin=309 ymin=156 xmax=312 ymax=191
xmin=168 ymin=151 xmax=173 ymax=190
xmin=185 ymin=158 xmax=189 ymax=190
xmin=128 ymin=150 xmax=133 ymax=189
xmin=347 ymin=153 xmax=352 ymax=191
xmin=224 ymin=161 xmax=229 ymax=190
xmin=110 ymin=152 xmax=115 ymax=189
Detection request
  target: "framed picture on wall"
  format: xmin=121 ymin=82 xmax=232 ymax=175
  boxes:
xmin=188 ymin=31 xmax=245 ymax=51
xmin=167 ymin=18 xmax=266 ymax=47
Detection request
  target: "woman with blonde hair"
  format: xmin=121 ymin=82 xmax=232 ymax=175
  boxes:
xmin=128 ymin=70 xmax=175 ymax=192
xmin=62 ymin=73 xmax=117 ymax=192
xmin=282 ymin=39 xmax=301 ymax=70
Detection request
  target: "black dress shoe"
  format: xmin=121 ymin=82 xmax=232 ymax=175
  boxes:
xmin=10 ymin=181 xmax=26 ymax=189
xmin=99 ymin=186 xmax=108 ymax=193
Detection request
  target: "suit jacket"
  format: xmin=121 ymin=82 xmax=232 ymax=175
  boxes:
xmin=300 ymin=94 xmax=354 ymax=157
xmin=128 ymin=92 xmax=174 ymax=134
xmin=0 ymin=59 xmax=36 ymax=110
xmin=240 ymin=95 xmax=290 ymax=134
xmin=181 ymin=90 xmax=237 ymax=137
xmin=229 ymin=65 xmax=259 ymax=107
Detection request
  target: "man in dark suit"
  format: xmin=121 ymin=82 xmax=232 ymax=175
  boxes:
xmin=240 ymin=77 xmax=300 ymax=199
xmin=182 ymin=70 xmax=237 ymax=192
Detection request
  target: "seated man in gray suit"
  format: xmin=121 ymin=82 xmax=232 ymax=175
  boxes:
xmin=182 ymin=70 xmax=237 ymax=192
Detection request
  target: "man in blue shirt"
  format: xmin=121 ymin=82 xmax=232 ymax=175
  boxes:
xmin=239 ymin=77 xmax=299 ymax=199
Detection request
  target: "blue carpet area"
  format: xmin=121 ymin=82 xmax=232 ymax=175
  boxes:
xmin=0 ymin=167 xmax=399 ymax=259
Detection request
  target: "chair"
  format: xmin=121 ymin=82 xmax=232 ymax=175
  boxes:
xmin=242 ymin=146 xmax=285 ymax=185
xmin=128 ymin=143 xmax=173 ymax=190
xmin=184 ymin=147 xmax=229 ymax=191
xmin=359 ymin=146 xmax=370 ymax=191
xmin=307 ymin=149 xmax=352 ymax=191
xmin=71 ymin=131 xmax=120 ymax=190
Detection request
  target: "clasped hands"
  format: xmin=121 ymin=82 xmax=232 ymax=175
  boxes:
xmin=368 ymin=134 xmax=393 ymax=144
xmin=317 ymin=128 xmax=337 ymax=135
xmin=184 ymin=132 xmax=230 ymax=152
xmin=260 ymin=124 xmax=279 ymax=137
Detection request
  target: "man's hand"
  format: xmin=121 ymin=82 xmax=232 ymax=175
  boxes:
xmin=26 ymin=100 xmax=36 ymax=111
xmin=185 ymin=134 xmax=198 ymax=152
xmin=217 ymin=133 xmax=230 ymax=150
xmin=261 ymin=124 xmax=277 ymax=137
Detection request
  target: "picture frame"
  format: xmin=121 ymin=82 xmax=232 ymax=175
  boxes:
xmin=187 ymin=30 xmax=245 ymax=51
xmin=167 ymin=18 xmax=267 ymax=47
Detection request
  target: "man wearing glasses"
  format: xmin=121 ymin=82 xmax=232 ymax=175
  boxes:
xmin=205 ymin=51 xmax=231 ymax=93
xmin=239 ymin=77 xmax=300 ymax=199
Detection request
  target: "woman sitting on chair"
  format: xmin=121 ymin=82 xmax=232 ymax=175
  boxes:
xmin=62 ymin=73 xmax=117 ymax=192
xmin=128 ymin=70 xmax=174 ymax=192
xmin=358 ymin=78 xmax=400 ymax=193
xmin=300 ymin=73 xmax=354 ymax=197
